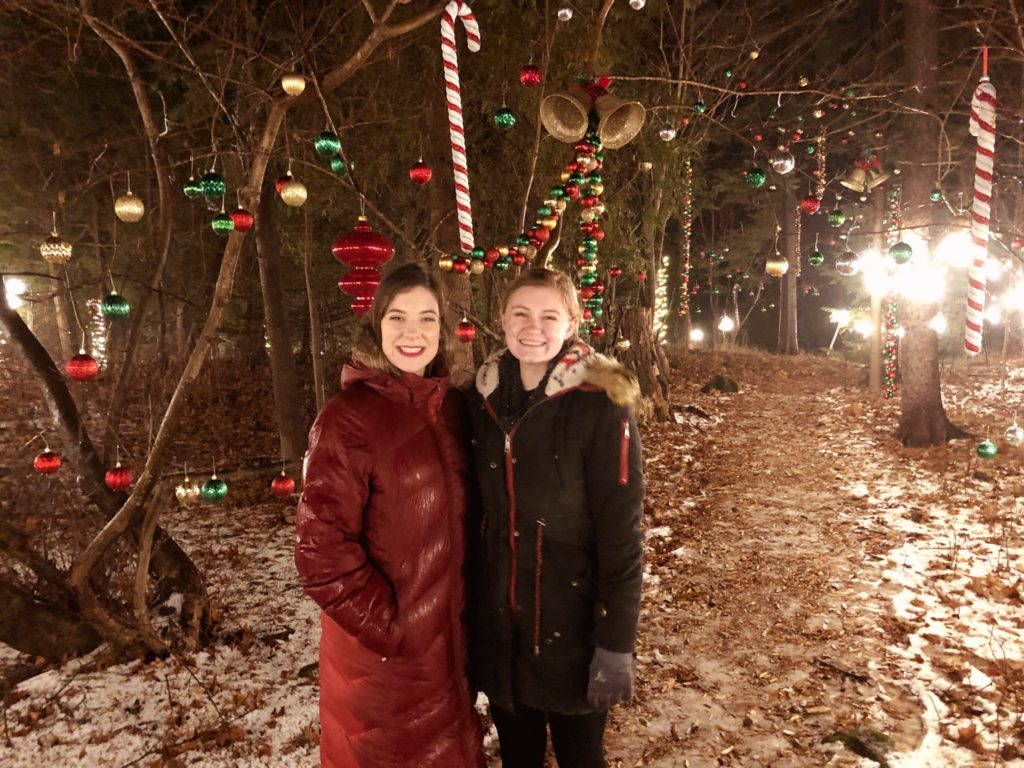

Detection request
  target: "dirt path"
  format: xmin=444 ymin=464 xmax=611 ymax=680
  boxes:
xmin=606 ymin=357 xmax=926 ymax=768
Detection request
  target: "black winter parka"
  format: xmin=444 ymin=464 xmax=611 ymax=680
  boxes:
xmin=466 ymin=343 xmax=645 ymax=714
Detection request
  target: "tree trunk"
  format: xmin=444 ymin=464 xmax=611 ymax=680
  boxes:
xmin=254 ymin=183 xmax=307 ymax=461
xmin=48 ymin=261 xmax=77 ymax=361
xmin=304 ymin=210 xmax=327 ymax=412
xmin=897 ymin=0 xmax=961 ymax=445
xmin=778 ymin=190 xmax=799 ymax=354
xmin=617 ymin=307 xmax=670 ymax=422
xmin=0 ymin=582 xmax=101 ymax=659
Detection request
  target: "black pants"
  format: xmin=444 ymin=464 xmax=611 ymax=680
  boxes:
xmin=490 ymin=702 xmax=607 ymax=768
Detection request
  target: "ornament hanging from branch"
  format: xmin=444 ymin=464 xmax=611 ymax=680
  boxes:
xmin=33 ymin=448 xmax=62 ymax=475
xmin=965 ymin=50 xmax=997 ymax=356
xmin=333 ymin=214 xmax=395 ymax=316
xmin=440 ymin=0 xmax=481 ymax=254
xmin=114 ymin=172 xmax=145 ymax=223
xmin=40 ymin=212 xmax=73 ymax=265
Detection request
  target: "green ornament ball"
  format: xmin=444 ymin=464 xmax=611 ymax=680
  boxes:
xmin=211 ymin=212 xmax=235 ymax=236
xmin=976 ymin=439 xmax=998 ymax=460
xmin=929 ymin=188 xmax=943 ymax=202
xmin=827 ymin=209 xmax=846 ymax=227
xmin=330 ymin=156 xmax=349 ymax=177
xmin=493 ymin=256 xmax=512 ymax=272
xmin=808 ymin=250 xmax=825 ymax=267
xmin=493 ymin=107 xmax=516 ymax=130
xmin=537 ymin=204 xmax=553 ymax=217
xmin=805 ymin=145 xmax=816 ymax=155
xmin=745 ymin=167 xmax=766 ymax=189
xmin=724 ymin=68 xmax=734 ymax=78
xmin=183 ymin=176 xmax=203 ymax=199
xmin=888 ymin=241 xmax=913 ymax=264
xmin=693 ymin=100 xmax=706 ymax=114
xmin=313 ymin=131 xmax=342 ymax=158
xmin=199 ymin=171 xmax=226 ymax=201
xmin=471 ymin=247 xmax=485 ymax=260
xmin=101 ymin=292 xmax=131 ymax=319
xmin=201 ymin=476 xmax=229 ymax=503
xmin=550 ymin=186 xmax=567 ymax=199
xmin=580 ymin=272 xmax=597 ymax=286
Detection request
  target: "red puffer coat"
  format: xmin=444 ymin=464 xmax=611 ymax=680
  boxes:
xmin=295 ymin=359 xmax=484 ymax=768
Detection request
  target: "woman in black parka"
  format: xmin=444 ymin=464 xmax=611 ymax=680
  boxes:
xmin=467 ymin=267 xmax=644 ymax=768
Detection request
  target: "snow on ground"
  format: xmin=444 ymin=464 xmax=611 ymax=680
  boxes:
xmin=3 ymin=352 xmax=1024 ymax=766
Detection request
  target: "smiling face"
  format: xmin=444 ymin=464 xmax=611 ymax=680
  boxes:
xmin=502 ymin=284 xmax=577 ymax=370
xmin=379 ymin=286 xmax=441 ymax=376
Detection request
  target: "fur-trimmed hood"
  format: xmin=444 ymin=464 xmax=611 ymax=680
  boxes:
xmin=475 ymin=342 xmax=639 ymax=406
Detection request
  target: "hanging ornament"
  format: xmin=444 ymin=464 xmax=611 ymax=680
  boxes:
xmin=175 ymin=473 xmax=202 ymax=506
xmin=765 ymin=251 xmax=789 ymax=278
xmin=493 ymin=107 xmax=516 ymax=130
xmin=200 ymin=170 xmax=226 ymax=201
xmin=609 ymin=266 xmax=623 ymax=278
xmin=888 ymin=241 xmax=913 ymax=264
xmin=275 ymin=173 xmax=293 ymax=193
xmin=101 ymin=291 xmax=131 ymax=319
xmin=104 ymin=462 xmax=133 ymax=492
xmin=629 ymin=0 xmax=646 ymax=7
xmin=333 ymin=216 xmax=395 ymax=316
xmin=201 ymin=473 xmax=229 ymax=503
xmin=313 ymin=131 xmax=342 ymax=158
xmin=66 ymin=351 xmax=99 ymax=382
xmin=211 ymin=207 xmax=235 ymax=236
xmin=1004 ymin=422 xmax=1024 ymax=447
xmin=325 ymin=157 xmax=346 ymax=177
xmin=799 ymin=195 xmax=821 ymax=215
xmin=183 ymin=176 xmax=202 ymax=199
xmin=557 ymin=6 xmax=573 ymax=20
xmin=808 ymin=250 xmax=825 ymax=267
xmin=827 ymin=209 xmax=847 ymax=227
xmin=976 ymin=439 xmax=998 ymax=460
xmin=280 ymin=179 xmax=308 ymax=207
xmin=230 ymin=206 xmax=254 ymax=232
xmin=409 ymin=159 xmax=433 ymax=186
xmin=519 ymin=64 xmax=542 ymax=88
xmin=745 ymin=167 xmax=766 ymax=189
xmin=930 ymin=188 xmax=943 ymax=202
xmin=33 ymin=449 xmax=62 ymax=475
xmin=40 ymin=213 xmax=73 ymax=265
xmin=456 ymin=318 xmax=476 ymax=343
xmin=692 ymin=100 xmax=706 ymax=113
xmin=964 ymin=57 xmax=997 ymax=356
xmin=114 ymin=177 xmax=145 ymax=223
xmin=769 ymin=147 xmax=796 ymax=175
xmin=270 ymin=471 xmax=296 ymax=498
xmin=835 ymin=250 xmax=860 ymax=276
xmin=659 ymin=124 xmax=677 ymax=141
xmin=281 ymin=72 xmax=306 ymax=96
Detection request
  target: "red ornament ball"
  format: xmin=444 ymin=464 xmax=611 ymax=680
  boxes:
xmin=484 ymin=248 xmax=500 ymax=265
xmin=591 ymin=225 xmax=606 ymax=241
xmin=511 ymin=253 xmax=526 ymax=266
xmin=592 ymin=278 xmax=605 ymax=294
xmin=609 ymin=266 xmax=623 ymax=278
xmin=519 ymin=64 xmax=543 ymax=87
xmin=753 ymin=132 xmax=763 ymax=142
xmin=104 ymin=463 xmax=133 ymax=492
xmin=580 ymin=287 xmax=594 ymax=300
xmin=274 ymin=173 xmax=293 ymax=194
xmin=66 ymin=352 xmax=100 ymax=382
xmin=799 ymin=196 xmax=821 ymax=215
xmin=564 ymin=182 xmax=581 ymax=201
xmin=339 ymin=267 xmax=382 ymax=315
xmin=456 ymin=320 xmax=476 ymax=343
xmin=270 ymin=472 xmax=296 ymax=498
xmin=409 ymin=160 xmax=433 ymax=186
xmin=1013 ymin=238 xmax=1023 ymax=251
xmin=589 ymin=325 xmax=606 ymax=339
xmin=636 ymin=270 xmax=647 ymax=282
xmin=230 ymin=207 xmax=254 ymax=232
xmin=33 ymin=449 xmax=62 ymax=475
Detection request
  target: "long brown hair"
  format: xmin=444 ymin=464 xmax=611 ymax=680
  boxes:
xmin=353 ymin=262 xmax=452 ymax=375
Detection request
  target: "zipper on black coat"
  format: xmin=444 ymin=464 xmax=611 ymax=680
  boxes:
xmin=532 ymin=519 xmax=545 ymax=656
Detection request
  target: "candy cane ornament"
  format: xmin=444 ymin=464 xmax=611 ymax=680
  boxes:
xmin=440 ymin=1 xmax=480 ymax=254
xmin=965 ymin=70 xmax=997 ymax=355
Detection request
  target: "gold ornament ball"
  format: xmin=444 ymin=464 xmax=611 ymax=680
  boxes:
xmin=438 ymin=255 xmax=454 ymax=271
xmin=560 ymin=170 xmax=572 ymax=183
xmin=765 ymin=252 xmax=790 ymax=278
xmin=114 ymin=191 xmax=145 ymax=223
xmin=592 ymin=202 xmax=606 ymax=217
xmin=554 ymin=199 xmax=567 ymax=213
xmin=175 ymin=479 xmax=202 ymax=507
xmin=281 ymin=72 xmax=306 ymax=96
xmin=524 ymin=245 xmax=538 ymax=259
xmin=279 ymin=180 xmax=308 ymax=207
xmin=40 ymin=233 xmax=73 ymax=265
xmin=638 ymin=161 xmax=653 ymax=171
xmin=589 ymin=182 xmax=605 ymax=196
xmin=581 ymin=208 xmax=599 ymax=223
xmin=470 ymin=260 xmax=486 ymax=275
xmin=541 ymin=216 xmax=559 ymax=230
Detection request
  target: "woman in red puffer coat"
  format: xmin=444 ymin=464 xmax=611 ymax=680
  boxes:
xmin=295 ymin=263 xmax=484 ymax=768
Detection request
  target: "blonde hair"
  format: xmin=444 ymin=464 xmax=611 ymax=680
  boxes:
xmin=500 ymin=267 xmax=582 ymax=325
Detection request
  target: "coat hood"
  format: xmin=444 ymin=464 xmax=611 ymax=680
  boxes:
xmin=476 ymin=342 xmax=639 ymax=406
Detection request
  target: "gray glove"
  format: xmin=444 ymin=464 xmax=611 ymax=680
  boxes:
xmin=586 ymin=647 xmax=634 ymax=710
